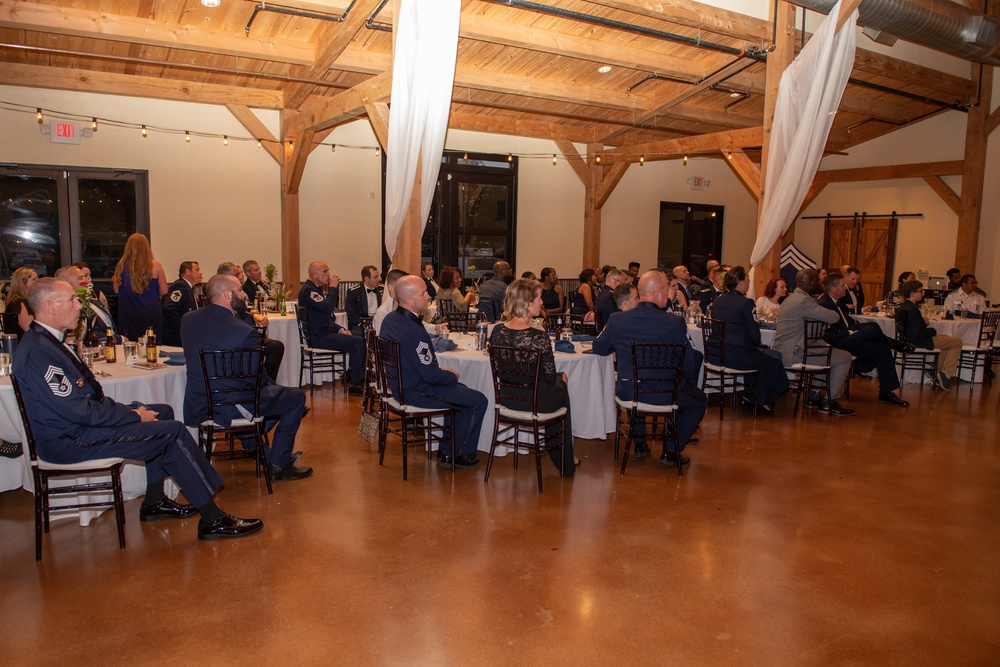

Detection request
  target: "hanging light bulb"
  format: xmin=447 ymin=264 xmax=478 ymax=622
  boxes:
xmin=375 ymin=146 xmax=381 ymax=157
xmin=683 ymin=154 xmax=688 ymax=166
xmin=639 ymin=154 xmax=645 ymax=166
xmin=727 ymin=151 xmax=733 ymax=160
xmin=595 ymin=155 xmax=601 ymax=164
xmin=223 ymin=135 xmax=229 ymax=146
xmin=507 ymin=153 xmax=513 ymax=163
xmin=331 ymin=144 xmax=336 ymax=153
xmin=256 ymin=138 xmax=262 ymax=148
xmin=36 ymin=108 xmax=43 ymax=124
xmin=141 ymin=125 xmax=148 ymax=138
xmin=552 ymin=154 xmax=557 ymax=166
xmin=91 ymin=117 xmax=98 ymax=132
xmin=185 ymin=131 xmax=191 ymax=143
xmin=288 ymin=139 xmax=294 ymax=149
xmin=463 ymin=151 xmax=468 ymax=159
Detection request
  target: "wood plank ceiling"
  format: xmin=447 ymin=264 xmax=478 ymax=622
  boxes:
xmin=0 ymin=0 xmax=980 ymax=159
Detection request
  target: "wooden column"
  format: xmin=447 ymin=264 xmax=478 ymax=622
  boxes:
xmin=280 ymin=110 xmax=302 ymax=285
xmin=955 ymin=64 xmax=993 ymax=272
xmin=754 ymin=0 xmax=795 ymax=296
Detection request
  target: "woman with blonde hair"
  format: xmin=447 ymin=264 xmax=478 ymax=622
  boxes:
xmin=488 ymin=278 xmax=577 ymax=474
xmin=4 ymin=267 xmax=38 ymax=339
xmin=112 ymin=233 xmax=168 ymax=339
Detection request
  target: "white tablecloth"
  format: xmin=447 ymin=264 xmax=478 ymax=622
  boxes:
xmin=855 ymin=314 xmax=987 ymax=383
xmin=0 ymin=346 xmax=186 ymax=524
xmin=437 ymin=334 xmax=616 ymax=452
xmin=263 ymin=311 xmax=349 ymax=388
xmin=685 ymin=322 xmax=776 ymax=354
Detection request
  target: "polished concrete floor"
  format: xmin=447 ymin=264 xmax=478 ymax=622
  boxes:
xmin=2 ymin=376 xmax=998 ymax=666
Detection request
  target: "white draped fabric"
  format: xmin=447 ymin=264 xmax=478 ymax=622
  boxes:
xmin=383 ymin=0 xmax=461 ymax=260
xmin=749 ymin=2 xmax=858 ymax=297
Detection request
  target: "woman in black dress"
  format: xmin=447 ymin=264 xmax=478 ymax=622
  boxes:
xmin=571 ymin=268 xmax=597 ymax=319
xmin=4 ymin=267 xmax=38 ymax=339
xmin=489 ymin=278 xmax=577 ymax=474
xmin=539 ymin=267 xmax=563 ymax=312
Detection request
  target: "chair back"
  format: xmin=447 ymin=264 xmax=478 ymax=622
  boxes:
xmin=700 ymin=316 xmax=726 ymax=367
xmin=893 ymin=316 xmax=907 ymax=342
xmin=478 ymin=297 xmax=503 ymax=323
xmin=566 ymin=290 xmax=579 ymax=312
xmin=630 ymin=342 xmax=686 ymax=405
xmin=1 ymin=311 xmax=21 ymax=334
xmin=254 ymin=323 xmax=268 ymax=345
xmin=198 ymin=348 xmax=265 ymax=423
xmin=445 ymin=310 xmax=483 ymax=333
xmin=9 ymin=375 xmax=41 ymax=465
xmin=488 ymin=345 xmax=543 ymax=416
xmin=436 ymin=297 xmax=460 ymax=316
xmin=976 ymin=309 xmax=1000 ymax=348
xmin=802 ymin=320 xmax=833 ymax=367
xmin=544 ymin=312 xmax=566 ymax=332
xmin=375 ymin=337 xmax=406 ymax=406
xmin=295 ymin=306 xmax=312 ymax=346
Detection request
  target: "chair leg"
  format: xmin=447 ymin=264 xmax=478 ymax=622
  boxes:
xmin=621 ymin=409 xmax=637 ymax=475
xmin=112 ymin=466 xmax=126 ymax=549
xmin=484 ymin=410 xmax=502 ymax=484
xmin=34 ymin=472 xmax=44 ymax=561
xmin=401 ymin=417 xmax=409 ymax=481
xmin=257 ymin=426 xmax=273 ymax=495
xmin=670 ymin=414 xmax=683 ymax=476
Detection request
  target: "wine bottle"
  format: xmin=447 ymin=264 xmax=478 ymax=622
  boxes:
xmin=105 ymin=328 xmax=117 ymax=363
xmin=145 ymin=326 xmax=157 ymax=363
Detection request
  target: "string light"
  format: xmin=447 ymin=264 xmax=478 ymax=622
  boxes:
xmin=463 ymin=151 xmax=468 ymax=159
xmin=256 ymin=138 xmax=262 ymax=148
xmin=595 ymin=155 xmax=601 ymax=164
xmin=727 ymin=151 xmax=733 ymax=160
xmin=552 ymin=154 xmax=557 ymax=165
xmin=288 ymin=139 xmax=294 ymax=148
xmin=331 ymin=144 xmax=336 ymax=153
xmin=508 ymin=153 xmax=513 ymax=162
xmin=223 ymin=135 xmax=229 ymax=146
xmin=639 ymin=154 xmax=645 ymax=166
xmin=375 ymin=147 xmax=381 ymax=157
xmin=36 ymin=108 xmax=43 ymax=124
xmin=141 ymin=125 xmax=147 ymax=138
xmin=683 ymin=154 xmax=688 ymax=166
xmin=91 ymin=117 xmax=98 ymax=132
xmin=185 ymin=131 xmax=191 ymax=143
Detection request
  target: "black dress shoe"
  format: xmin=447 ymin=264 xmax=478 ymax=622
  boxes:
xmin=937 ymin=372 xmax=952 ymax=390
xmin=438 ymin=453 xmax=481 ymax=469
xmin=267 ymin=462 xmax=314 ymax=480
xmin=302 ymin=406 xmax=311 ymax=417
xmin=893 ymin=340 xmax=917 ymax=353
xmin=687 ymin=436 xmax=700 ymax=445
xmin=659 ymin=452 xmax=690 ymax=467
xmin=878 ymin=393 xmax=910 ymax=407
xmin=743 ymin=397 xmax=773 ymax=414
xmin=139 ymin=498 xmax=198 ymax=522
xmin=197 ymin=513 xmax=264 ymax=541
xmin=806 ymin=396 xmax=823 ymax=409
xmin=820 ymin=400 xmax=856 ymax=416
xmin=347 ymin=384 xmax=365 ymax=397
xmin=632 ymin=442 xmax=651 ymax=458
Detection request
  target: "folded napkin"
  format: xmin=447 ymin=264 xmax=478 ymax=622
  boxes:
xmin=161 ymin=356 xmax=186 ymax=366
xmin=758 ymin=321 xmax=776 ymax=330
xmin=554 ymin=339 xmax=576 ymax=353
xmin=432 ymin=336 xmax=458 ymax=352
xmin=571 ymin=334 xmax=594 ymax=342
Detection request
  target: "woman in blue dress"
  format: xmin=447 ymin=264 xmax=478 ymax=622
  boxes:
xmin=112 ymin=233 xmax=168 ymax=340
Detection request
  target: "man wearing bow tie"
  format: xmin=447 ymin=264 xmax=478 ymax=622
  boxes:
xmin=11 ymin=278 xmax=262 ymax=541
xmin=242 ymin=260 xmax=271 ymax=304
xmin=345 ymin=265 xmax=382 ymax=334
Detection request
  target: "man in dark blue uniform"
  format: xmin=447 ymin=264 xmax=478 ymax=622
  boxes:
xmin=381 ymin=276 xmax=487 ymax=468
xmin=161 ymin=261 xmax=202 ymax=346
xmin=12 ymin=278 xmax=262 ymax=541
xmin=594 ymin=270 xmax=706 ymax=467
xmin=299 ymin=261 xmax=365 ymax=396
xmin=218 ymin=262 xmax=284 ymax=382
xmin=181 ymin=274 xmax=312 ymax=479
xmin=242 ymin=259 xmax=272 ymax=304
xmin=594 ymin=268 xmax=627 ymax=332
xmin=819 ymin=272 xmax=909 ymax=406
xmin=345 ymin=265 xmax=382 ymax=333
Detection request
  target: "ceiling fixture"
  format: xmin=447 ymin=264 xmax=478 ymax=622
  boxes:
xmin=683 ymin=154 xmax=688 ymax=166
xmin=223 ymin=135 xmax=229 ymax=146
xmin=597 ymin=65 xmax=612 ymax=74
xmin=36 ymin=108 xmax=43 ymax=124
xmin=375 ymin=147 xmax=381 ymax=157
xmin=201 ymin=0 xmax=221 ymax=7
xmin=185 ymin=131 xmax=191 ymax=143
xmin=730 ymin=91 xmax=742 ymax=98
xmin=595 ymin=155 xmax=601 ymax=164
xmin=552 ymin=154 xmax=557 ymax=165
xmin=639 ymin=154 xmax=645 ymax=166
xmin=256 ymin=138 xmax=262 ymax=148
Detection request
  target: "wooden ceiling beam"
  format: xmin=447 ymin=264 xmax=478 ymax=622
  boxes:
xmin=0 ymin=61 xmax=284 ymax=108
xmin=600 ymin=126 xmax=763 ymax=162
xmin=851 ymin=50 xmax=975 ymax=101
xmin=815 ymin=160 xmax=965 ymax=183
xmin=555 ymin=139 xmax=591 ymax=187
xmin=285 ymin=71 xmax=392 ymax=137
xmin=922 ymin=175 xmax=962 ymax=216
xmin=723 ymin=148 xmax=761 ymax=201
xmin=225 ymin=104 xmax=283 ymax=165
xmin=448 ymin=112 xmax=597 ymax=143
xmin=0 ymin=0 xmax=315 ymax=64
xmin=365 ymin=103 xmax=390 ymax=149
xmin=594 ymin=161 xmax=631 ymax=208
xmin=584 ymin=0 xmax=772 ymax=43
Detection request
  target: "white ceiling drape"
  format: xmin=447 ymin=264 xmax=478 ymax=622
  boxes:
xmin=749 ymin=1 xmax=858 ymax=297
xmin=383 ymin=0 xmax=461 ymax=261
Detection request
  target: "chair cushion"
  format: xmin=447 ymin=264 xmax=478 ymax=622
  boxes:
xmin=704 ymin=362 xmax=757 ymax=375
xmin=36 ymin=457 xmax=124 ymax=471
xmin=614 ymin=396 xmax=676 ymax=412
xmin=497 ymin=406 xmax=567 ymax=421
xmin=786 ymin=363 xmax=831 ymax=371
xmin=384 ymin=396 xmax=449 ymax=415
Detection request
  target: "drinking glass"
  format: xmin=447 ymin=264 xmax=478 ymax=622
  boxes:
xmin=124 ymin=341 xmax=137 ymax=359
xmin=0 ymin=353 xmax=10 ymax=376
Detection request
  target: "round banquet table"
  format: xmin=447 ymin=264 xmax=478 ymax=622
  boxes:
xmin=0 ymin=346 xmax=186 ymax=524
xmin=261 ymin=310 xmax=349 ymax=388
xmin=436 ymin=333 xmax=616 ymax=453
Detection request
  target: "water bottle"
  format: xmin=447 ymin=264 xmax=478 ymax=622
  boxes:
xmin=475 ymin=322 xmax=488 ymax=350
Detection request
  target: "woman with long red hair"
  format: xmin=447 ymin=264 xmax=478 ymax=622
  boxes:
xmin=112 ymin=233 xmax=168 ymax=339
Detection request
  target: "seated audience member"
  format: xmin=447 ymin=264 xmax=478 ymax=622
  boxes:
xmin=897 ymin=280 xmax=963 ymax=390
xmin=13 ymin=278 xmax=263 ymax=540
xmin=943 ymin=274 xmax=987 ymax=316
xmin=885 ymin=271 xmax=916 ymax=306
xmin=709 ymin=266 xmax=789 ymax=414
xmin=381 ymin=276 xmax=488 ymax=469
xmin=705 ymin=259 xmax=720 ymax=276
xmin=672 ymin=265 xmax=696 ymax=301
xmin=594 ymin=268 xmax=628 ymax=330
xmin=756 ymin=277 xmax=788 ymax=320
xmin=217 ymin=262 xmax=285 ymax=382
xmin=242 ymin=260 xmax=272 ymax=303
xmin=521 ymin=271 xmax=537 ymax=281
xmin=374 ymin=269 xmax=413 ymax=335
xmin=435 ymin=266 xmax=477 ymax=314
xmin=421 ymin=262 xmax=439 ymax=299
xmin=946 ymin=267 xmax=963 ymax=292
xmin=627 ymin=261 xmax=641 ymax=282
xmin=819 ymin=272 xmax=910 ymax=407
xmin=299 ymin=261 xmax=366 ymax=396
xmin=539 ymin=267 xmax=564 ymax=312
xmin=818 ymin=268 xmax=828 ymax=282
xmin=477 ymin=261 xmax=513 ymax=322
xmin=773 ymin=268 xmax=854 ymax=416
xmin=571 ymin=268 xmax=598 ymax=319
xmin=839 ymin=266 xmax=868 ymax=314
xmin=697 ymin=265 xmax=723 ymax=311
xmin=663 ymin=271 xmax=689 ymax=312
xmin=182 ymin=274 xmax=311 ymax=480
xmin=73 ymin=261 xmax=110 ymax=310
xmin=346 ymin=265 xmax=382 ymax=333
xmin=5 ymin=267 xmax=38 ymax=339
xmin=613 ymin=283 xmax=638 ymax=312
xmin=594 ymin=270 xmax=707 ymax=468
xmin=161 ymin=261 xmax=202 ymax=347
xmin=488 ymin=279 xmax=577 ymax=475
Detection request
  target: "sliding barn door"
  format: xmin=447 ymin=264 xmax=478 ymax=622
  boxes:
xmin=822 ymin=213 xmax=898 ymax=299
xmin=822 ymin=216 xmax=857 ymax=271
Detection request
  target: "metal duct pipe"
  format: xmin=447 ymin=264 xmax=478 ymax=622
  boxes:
xmin=790 ymin=0 xmax=1000 ymax=66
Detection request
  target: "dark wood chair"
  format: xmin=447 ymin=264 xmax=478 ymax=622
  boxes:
xmin=477 ymin=297 xmax=504 ymax=323
xmin=956 ymin=309 xmax=999 ymax=389
xmin=362 ymin=327 xmax=382 ymax=416
xmin=197 ymin=347 xmax=272 ymax=494
xmin=700 ymin=316 xmax=759 ymax=420
xmin=375 ymin=337 xmax=456 ymax=480
xmin=893 ymin=317 xmax=939 ymax=386
xmin=444 ymin=309 xmax=484 ymax=333
xmin=1 ymin=311 xmax=20 ymax=334
xmin=295 ymin=306 xmax=348 ymax=394
xmin=785 ymin=320 xmax=833 ymax=417
xmin=10 ymin=375 xmax=126 ymax=561
xmin=485 ymin=346 xmax=569 ymax=492
xmin=615 ymin=342 xmax=687 ymax=476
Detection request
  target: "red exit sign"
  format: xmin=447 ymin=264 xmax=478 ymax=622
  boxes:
xmin=49 ymin=120 xmax=82 ymax=144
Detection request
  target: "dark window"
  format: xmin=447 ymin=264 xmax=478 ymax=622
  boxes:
xmin=658 ymin=202 xmax=724 ymax=277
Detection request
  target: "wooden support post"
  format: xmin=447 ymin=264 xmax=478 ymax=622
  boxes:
xmin=584 ymin=142 xmax=603 ymax=270
xmin=955 ymin=63 xmax=993 ymax=272
xmin=278 ymin=110 xmax=302 ymax=285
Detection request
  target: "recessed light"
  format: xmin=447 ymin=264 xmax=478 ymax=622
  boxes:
xmin=201 ymin=0 xmax=220 ymax=7
xmin=730 ymin=91 xmax=742 ymax=98
xmin=597 ymin=65 xmax=612 ymax=74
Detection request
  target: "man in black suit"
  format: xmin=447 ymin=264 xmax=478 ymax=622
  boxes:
xmin=217 ymin=262 xmax=285 ymax=382
xmin=697 ymin=265 xmax=723 ymax=311
xmin=161 ymin=261 xmax=202 ymax=346
xmin=242 ymin=259 xmax=272 ymax=304
xmin=819 ymin=272 xmax=909 ymax=407
xmin=838 ymin=266 xmax=868 ymax=315
xmin=181 ymin=274 xmax=312 ymax=480
xmin=594 ymin=268 xmax=627 ymax=331
xmin=345 ymin=265 xmax=382 ymax=333
xmin=594 ymin=270 xmax=706 ymax=468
